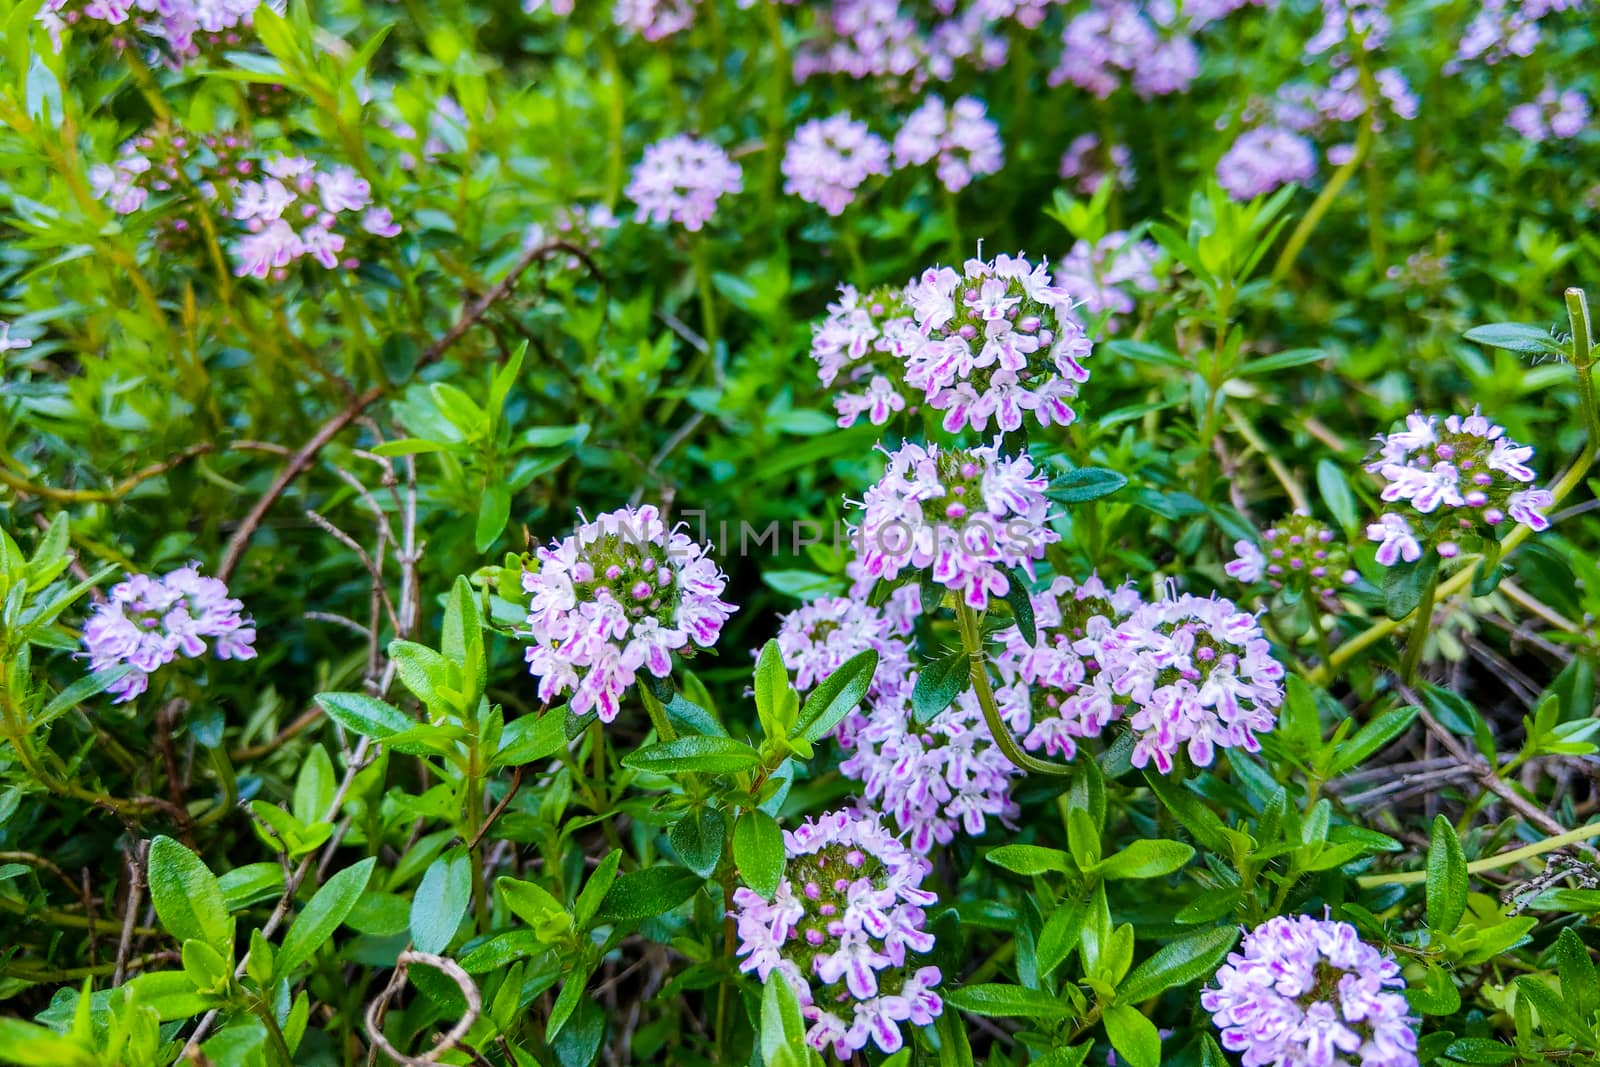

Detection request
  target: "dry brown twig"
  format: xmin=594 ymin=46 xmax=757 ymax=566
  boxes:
xmin=363 ymin=950 xmax=484 ymax=1066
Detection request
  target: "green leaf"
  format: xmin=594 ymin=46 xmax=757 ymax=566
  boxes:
xmin=442 ymin=575 xmax=487 ymax=702
xmin=494 ymin=710 xmax=568 ymax=767
xmin=574 ymin=850 xmax=621 ymax=930
xmin=292 ymin=744 xmax=336 ymax=826
xmin=1328 ymin=706 xmax=1419 ymax=776
xmin=1383 ymin=552 xmax=1440 ymax=621
xmin=1315 ymin=459 xmax=1359 ymax=534
xmin=38 ymin=665 xmax=136 ymax=724
xmin=148 ymin=836 xmax=234 ymax=956
xmin=1516 ymin=976 xmax=1595 ymax=1042
xmin=913 ymin=646 xmax=969 ymax=724
xmin=0 ymin=1018 xmax=97 ymax=1067
xmin=1239 ymin=347 xmax=1326 ymax=376
xmin=411 ymin=851 xmax=472 ymax=955
xmin=1094 ymin=840 xmax=1195 ymax=880
xmin=1037 ymin=899 xmax=1089 ymax=979
xmin=475 ymin=484 xmax=511 ymax=552
xmin=1557 ymin=927 xmax=1600 ymax=1020
xmin=1047 ymin=467 xmax=1129 ymax=505
xmin=1002 ymin=566 xmax=1037 ymax=647
xmin=985 ymin=844 xmax=1071 ymax=877
xmin=760 ymin=967 xmax=815 ymax=1065
xmin=1103 ymin=1004 xmax=1161 ymax=1067
xmin=669 ymin=807 xmax=726 ymax=877
xmin=276 ymin=857 xmax=376 ymax=976
xmin=734 ymin=810 xmax=785 ymax=900
xmin=754 ymin=639 xmax=798 ymax=739
xmin=1463 ymin=322 xmax=1567 ymax=356
xmin=370 ymin=437 xmax=451 ymax=456
xmin=793 ymin=648 xmax=878 ymax=743
xmin=1443 ymin=1039 xmax=1518 ymax=1065
xmin=1406 ymin=961 xmax=1461 ymax=1015
xmin=596 ymin=866 xmax=703 ymax=922
xmin=1117 ymin=926 xmax=1240 ymax=1002
xmin=1425 ymin=815 xmax=1468 ymax=935
xmin=314 ymin=691 xmax=412 ymax=740
xmin=622 ymin=736 xmax=762 ymax=775
xmin=943 ymin=984 xmax=1077 ymax=1019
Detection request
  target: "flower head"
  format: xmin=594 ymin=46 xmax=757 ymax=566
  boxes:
xmin=892 ymin=96 xmax=1003 ymax=193
xmin=1203 ymin=915 xmax=1419 ymax=1067
xmin=851 ymin=440 xmax=1058 ymax=609
xmin=774 ymin=595 xmax=916 ymax=747
xmin=1227 ymin=514 xmax=1358 ymax=604
xmin=782 ymin=113 xmax=892 ymax=216
xmin=82 ymin=566 xmax=256 ymax=703
xmin=901 ymin=250 xmax=1093 ymax=433
xmin=626 ymin=135 xmax=742 ymax=232
xmin=1059 ymin=133 xmax=1136 ymax=195
xmin=810 ymin=283 xmax=922 ymax=428
xmin=1095 ymin=594 xmax=1283 ymax=773
xmin=1366 ymin=408 xmax=1551 ymax=564
xmin=520 ymin=504 xmax=735 ymax=722
xmin=1217 ymin=127 xmax=1316 ymax=200
xmin=731 ymin=809 xmax=943 ymax=1059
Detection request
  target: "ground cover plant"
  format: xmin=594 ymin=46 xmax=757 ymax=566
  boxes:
xmin=1 ymin=0 xmax=1598 ymax=1064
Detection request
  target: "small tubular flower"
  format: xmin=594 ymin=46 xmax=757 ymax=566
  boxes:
xmin=520 ymin=504 xmax=735 ymax=722
xmin=730 ymin=809 xmax=943 ymax=1059
xmin=1203 ymin=915 xmax=1419 ymax=1067
xmin=82 ymin=566 xmax=256 ymax=703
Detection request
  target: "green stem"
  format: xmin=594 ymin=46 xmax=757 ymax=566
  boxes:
xmin=1359 ymin=821 xmax=1600 ymax=888
xmin=465 ymin=739 xmax=488 ymax=935
xmin=642 ymin=688 xmax=678 ymax=743
xmin=1398 ymin=568 xmax=1439 ymax=686
xmin=1567 ymin=288 xmax=1598 ymax=450
xmin=954 ymin=601 xmax=1070 ymax=777
xmin=1272 ymin=120 xmax=1373 ymax=283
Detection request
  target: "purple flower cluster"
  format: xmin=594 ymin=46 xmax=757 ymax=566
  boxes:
xmin=782 ymin=113 xmax=892 ymax=216
xmin=1365 ymin=410 xmax=1552 ymax=566
xmin=843 ymin=691 xmax=1023 ymax=853
xmin=994 ymin=574 xmax=1142 ymax=759
xmin=1453 ymin=0 xmax=1584 ymax=69
xmin=1080 ymin=593 xmax=1284 ymax=773
xmin=790 ymin=0 xmax=1011 ymax=89
xmin=1058 ymin=133 xmax=1136 ymax=196
xmin=230 ymin=156 xmax=400 ymax=278
xmin=626 ymin=135 xmax=743 ymax=231
xmin=730 ymin=809 xmax=943 ymax=1059
xmin=1216 ymin=127 xmax=1317 ymax=200
xmin=82 ymin=566 xmax=256 ymax=703
xmin=1227 ymin=514 xmax=1359 ymax=604
xmin=520 ymin=504 xmax=736 ymax=722
xmin=522 ymin=202 xmax=621 ymax=270
xmin=892 ymin=96 xmax=1004 ymax=193
xmin=1507 ymin=83 xmax=1590 ymax=141
xmin=901 ymin=250 xmax=1093 ymax=431
xmin=1203 ymin=915 xmax=1419 ymax=1067
xmin=852 ymin=439 xmax=1058 ymax=609
xmin=1052 ymin=232 xmax=1160 ymax=331
xmin=1048 ymin=0 xmax=1201 ymax=100
xmin=614 ymin=0 xmax=697 ymax=40
xmin=810 ymin=283 xmax=923 ymax=428
xmin=40 ymin=0 xmax=270 ymax=61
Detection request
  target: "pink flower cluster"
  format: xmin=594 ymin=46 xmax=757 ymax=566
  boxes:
xmin=1059 ymin=134 xmax=1136 ymax=196
xmin=40 ymin=0 xmax=271 ymax=61
xmin=993 ymin=575 xmax=1142 ymax=759
xmin=1365 ymin=409 xmax=1552 ymax=566
xmin=901 ymin=250 xmax=1093 ymax=431
xmin=1507 ymin=83 xmax=1590 ymax=141
xmin=82 ymin=566 xmax=256 ymax=703
xmin=1069 ymin=593 xmax=1284 ymax=773
xmin=90 ymin=125 xmax=255 ymax=252
xmin=782 ymin=113 xmax=892 ymax=215
xmin=626 ymin=135 xmax=743 ymax=231
xmin=520 ymin=504 xmax=736 ymax=722
xmin=230 ymin=157 xmax=400 ymax=279
xmin=1048 ymin=0 xmax=1201 ymax=99
xmin=789 ymin=0 xmax=1013 ymax=88
xmin=1052 ymin=232 xmax=1160 ymax=331
xmin=1453 ymin=0 xmax=1585 ymax=69
xmin=775 ymin=595 xmax=916 ymax=742
xmin=852 ymin=440 xmax=1058 ymax=609
xmin=1216 ymin=127 xmax=1316 ymax=200
xmin=1226 ymin=514 xmax=1358 ymax=604
xmin=891 ymin=96 xmax=1004 ymax=193
xmin=730 ymin=809 xmax=943 ymax=1059
xmin=1203 ymin=915 xmax=1419 ymax=1067
xmin=614 ymin=0 xmax=697 ymax=40
xmin=809 ymin=283 xmax=923 ymax=428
